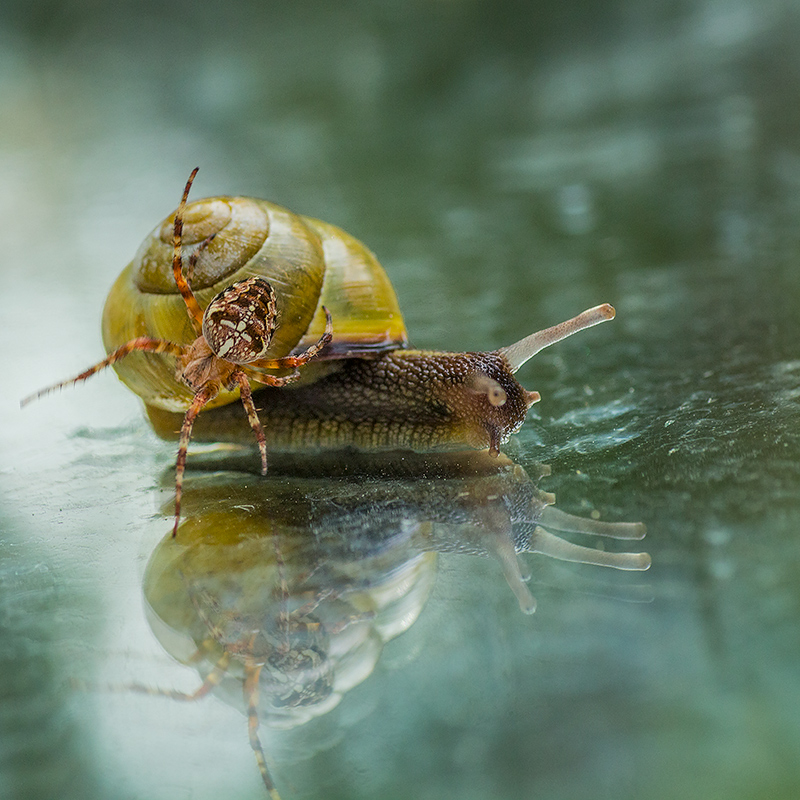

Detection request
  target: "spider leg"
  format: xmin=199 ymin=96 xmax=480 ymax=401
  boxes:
xmin=270 ymin=532 xmax=328 ymax=627
xmin=244 ymin=662 xmax=283 ymax=800
xmin=172 ymin=167 xmax=205 ymax=336
xmin=271 ymin=532 xmax=292 ymax=638
xmin=20 ymin=338 xmax=185 ymax=407
xmin=173 ymin=382 xmax=219 ymax=536
xmin=234 ymin=371 xmax=268 ymax=475
xmin=127 ymin=650 xmax=232 ymax=702
xmin=72 ymin=650 xmax=232 ymax=702
xmin=250 ymin=305 xmax=333 ymax=372
xmin=241 ymin=364 xmax=302 ymax=387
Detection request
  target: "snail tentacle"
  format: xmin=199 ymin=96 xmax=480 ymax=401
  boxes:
xmin=539 ymin=505 xmax=647 ymax=540
xmin=529 ymin=525 xmax=652 ymax=571
xmin=500 ymin=304 xmax=616 ymax=373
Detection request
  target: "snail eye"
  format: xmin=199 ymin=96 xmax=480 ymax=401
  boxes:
xmin=487 ymin=384 xmax=507 ymax=407
xmin=202 ymin=277 xmax=278 ymax=364
xmin=465 ymin=371 xmax=507 ymax=407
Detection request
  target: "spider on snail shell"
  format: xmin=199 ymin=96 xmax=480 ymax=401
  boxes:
xmin=20 ymin=168 xmax=333 ymax=536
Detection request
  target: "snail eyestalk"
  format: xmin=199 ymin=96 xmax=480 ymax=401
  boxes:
xmin=529 ymin=525 xmax=652 ymax=571
xmin=500 ymin=304 xmax=616 ymax=373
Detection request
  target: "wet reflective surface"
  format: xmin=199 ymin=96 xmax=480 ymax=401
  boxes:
xmin=3 ymin=1 xmax=800 ymax=799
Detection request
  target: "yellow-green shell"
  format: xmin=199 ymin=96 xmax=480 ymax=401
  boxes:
xmin=102 ymin=196 xmax=408 ymax=413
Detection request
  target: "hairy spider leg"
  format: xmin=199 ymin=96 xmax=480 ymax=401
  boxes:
xmin=73 ymin=648 xmax=286 ymax=794
xmin=173 ymin=382 xmax=219 ymax=536
xmin=240 ymin=365 xmax=303 ymax=386
xmin=271 ymin=532 xmax=292 ymax=647
xmin=20 ymin=338 xmax=186 ymax=407
xmin=171 ymin=167 xmax=205 ymax=335
xmin=120 ymin=650 xmax=233 ymax=703
xmin=248 ymin=306 xmax=334 ymax=374
xmin=70 ymin=647 xmax=231 ymax=702
xmin=235 ymin=371 xmax=268 ymax=475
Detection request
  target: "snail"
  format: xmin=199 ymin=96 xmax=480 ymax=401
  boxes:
xmin=21 ymin=168 xmax=615 ymax=534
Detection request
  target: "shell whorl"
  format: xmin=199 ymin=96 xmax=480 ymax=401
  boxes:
xmin=135 ymin=198 xmax=271 ymax=293
xmin=128 ymin=196 xmax=327 ymax=362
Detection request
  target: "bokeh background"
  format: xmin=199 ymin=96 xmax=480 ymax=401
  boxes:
xmin=2 ymin=1 xmax=800 ymax=799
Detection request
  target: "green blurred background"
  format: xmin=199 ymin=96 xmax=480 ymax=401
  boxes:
xmin=2 ymin=1 xmax=800 ymax=799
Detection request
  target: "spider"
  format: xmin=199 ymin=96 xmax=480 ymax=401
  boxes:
xmin=21 ymin=168 xmax=333 ymax=536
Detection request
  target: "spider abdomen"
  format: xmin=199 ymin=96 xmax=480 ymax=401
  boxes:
xmin=202 ymin=277 xmax=278 ymax=365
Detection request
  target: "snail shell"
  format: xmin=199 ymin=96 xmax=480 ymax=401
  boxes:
xmin=102 ymin=196 xmax=408 ymax=413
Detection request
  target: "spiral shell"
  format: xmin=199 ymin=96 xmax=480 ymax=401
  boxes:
xmin=101 ymin=196 xmax=408 ymax=412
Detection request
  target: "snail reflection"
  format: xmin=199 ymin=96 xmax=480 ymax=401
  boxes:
xmin=133 ymin=450 xmax=649 ymax=798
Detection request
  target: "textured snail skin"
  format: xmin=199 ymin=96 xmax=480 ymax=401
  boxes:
xmin=145 ymin=349 xmax=536 ymax=454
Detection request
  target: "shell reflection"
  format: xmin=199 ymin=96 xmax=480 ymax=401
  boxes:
xmin=138 ymin=450 xmax=649 ymax=798
xmin=143 ymin=497 xmax=435 ymax=733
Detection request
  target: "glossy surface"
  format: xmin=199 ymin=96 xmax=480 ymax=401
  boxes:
xmin=2 ymin=2 xmax=800 ymax=799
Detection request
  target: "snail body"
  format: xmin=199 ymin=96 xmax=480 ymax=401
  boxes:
xmin=102 ymin=176 xmax=615 ymax=456
xmin=147 ymin=348 xmax=536 ymax=454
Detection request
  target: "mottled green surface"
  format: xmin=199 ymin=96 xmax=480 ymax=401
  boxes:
xmin=2 ymin=1 xmax=800 ymax=799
